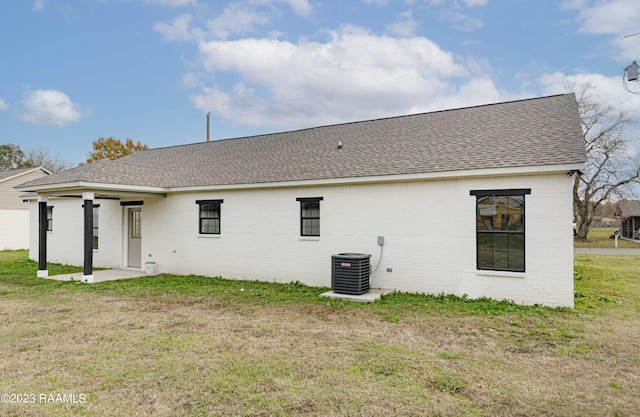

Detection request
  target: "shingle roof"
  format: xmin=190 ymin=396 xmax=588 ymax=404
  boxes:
xmin=616 ymin=200 xmax=640 ymax=217
xmin=0 ymin=167 xmax=31 ymax=181
xmin=0 ymin=167 xmax=47 ymax=182
xmin=18 ymin=94 xmax=587 ymax=190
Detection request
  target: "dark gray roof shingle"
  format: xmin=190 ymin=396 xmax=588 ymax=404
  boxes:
xmin=616 ymin=200 xmax=640 ymax=217
xmin=0 ymin=167 xmax=42 ymax=182
xmin=19 ymin=94 xmax=587 ymax=190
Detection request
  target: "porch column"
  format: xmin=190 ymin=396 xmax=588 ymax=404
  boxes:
xmin=37 ymin=195 xmax=48 ymax=278
xmin=83 ymin=192 xmax=94 ymax=283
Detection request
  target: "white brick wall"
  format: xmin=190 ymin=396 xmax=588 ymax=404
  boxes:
xmin=94 ymin=199 xmax=123 ymax=268
xmin=142 ymin=173 xmax=574 ymax=307
xmin=29 ymin=172 xmax=576 ymax=307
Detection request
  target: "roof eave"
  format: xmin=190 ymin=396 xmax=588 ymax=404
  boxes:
xmin=15 ymin=181 xmax=168 ymax=196
xmin=170 ymin=162 xmax=587 ymax=193
xmin=16 ymin=162 xmax=585 ymax=195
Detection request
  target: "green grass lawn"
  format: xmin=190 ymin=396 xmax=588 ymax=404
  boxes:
xmin=0 ymin=250 xmax=638 ymax=417
xmin=574 ymin=227 xmax=640 ymax=248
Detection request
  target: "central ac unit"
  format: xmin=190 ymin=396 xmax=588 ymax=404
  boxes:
xmin=331 ymin=253 xmax=371 ymax=295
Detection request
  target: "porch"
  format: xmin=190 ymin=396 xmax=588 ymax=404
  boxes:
xmin=29 ymin=188 xmax=165 ymax=281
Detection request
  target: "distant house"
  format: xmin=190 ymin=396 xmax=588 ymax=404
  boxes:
xmin=615 ymin=200 xmax=640 ymax=239
xmin=17 ymin=94 xmax=586 ymax=307
xmin=591 ymin=216 xmax=620 ymax=229
xmin=0 ymin=167 xmax=50 ymax=249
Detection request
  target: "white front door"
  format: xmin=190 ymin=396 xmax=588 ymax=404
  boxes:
xmin=127 ymin=208 xmax=142 ymax=268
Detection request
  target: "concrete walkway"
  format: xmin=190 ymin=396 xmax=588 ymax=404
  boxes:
xmin=46 ymin=269 xmax=156 ymax=283
xmin=575 ymin=248 xmax=640 ymax=255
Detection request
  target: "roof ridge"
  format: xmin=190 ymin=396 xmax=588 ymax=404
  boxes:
xmin=134 ymin=93 xmax=575 ymax=154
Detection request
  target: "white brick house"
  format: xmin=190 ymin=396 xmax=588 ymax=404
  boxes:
xmin=17 ymin=94 xmax=586 ymax=307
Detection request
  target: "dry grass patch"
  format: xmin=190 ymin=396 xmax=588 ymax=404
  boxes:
xmin=0 ymin=251 xmax=639 ymax=416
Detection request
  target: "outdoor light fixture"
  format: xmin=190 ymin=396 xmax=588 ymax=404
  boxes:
xmin=623 ymin=60 xmax=640 ymax=95
xmin=625 ymin=60 xmax=639 ymax=82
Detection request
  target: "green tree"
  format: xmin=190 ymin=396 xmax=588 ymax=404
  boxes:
xmin=86 ymin=137 xmax=148 ymax=163
xmin=0 ymin=143 xmax=31 ymax=171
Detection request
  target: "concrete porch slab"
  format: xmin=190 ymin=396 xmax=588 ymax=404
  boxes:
xmin=320 ymin=288 xmax=395 ymax=303
xmin=45 ymin=269 xmax=157 ymax=283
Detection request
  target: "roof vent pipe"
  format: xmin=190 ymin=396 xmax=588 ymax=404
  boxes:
xmin=337 ymin=141 xmax=343 ymax=150
xmin=206 ymin=112 xmax=211 ymax=142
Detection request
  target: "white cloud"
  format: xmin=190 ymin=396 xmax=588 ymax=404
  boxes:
xmin=33 ymin=0 xmax=47 ymax=12
xmin=568 ymin=0 xmax=640 ymax=61
xmin=362 ymin=0 xmax=390 ymax=5
xmin=539 ymin=71 xmax=640 ymax=162
xmin=369 ymin=0 xmax=487 ymax=8
xmin=0 ymin=98 xmax=9 ymax=111
xmin=560 ymin=0 xmax=588 ymax=9
xmin=460 ymin=0 xmax=487 ymax=6
xmin=21 ymin=89 xmax=85 ymax=127
xmin=539 ymin=71 xmax=640 ymax=117
xmin=386 ymin=11 xmax=419 ymax=37
xmin=181 ymin=72 xmax=202 ymax=88
xmin=563 ymin=0 xmax=640 ymax=62
xmin=154 ymin=5 xmax=269 ymax=41
xmin=154 ymin=14 xmax=196 ymax=41
xmin=439 ymin=8 xmax=484 ymax=32
xmin=282 ymin=0 xmax=313 ymax=17
xmin=152 ymin=1 xmax=504 ymax=130
xmin=141 ymin=0 xmax=196 ymax=7
xmin=403 ymin=0 xmax=486 ymax=31
xmin=572 ymin=0 xmax=639 ymax=35
xmin=205 ymin=5 xmax=269 ymax=40
xmin=251 ymin=0 xmax=312 ymax=17
xmin=190 ymin=85 xmax=233 ymax=117
xmin=189 ymin=25 xmax=505 ymax=128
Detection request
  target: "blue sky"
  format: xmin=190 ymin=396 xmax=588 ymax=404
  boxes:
xmin=1 ymin=0 xmax=640 ymax=165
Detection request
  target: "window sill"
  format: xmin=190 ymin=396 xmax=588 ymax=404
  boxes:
xmin=476 ymin=270 xmax=526 ymax=279
xmin=300 ymin=236 xmax=320 ymax=241
xmin=198 ymin=234 xmax=221 ymax=239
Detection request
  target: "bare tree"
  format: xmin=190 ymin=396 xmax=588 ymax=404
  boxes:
xmin=24 ymin=148 xmax=73 ymax=173
xmin=572 ymin=83 xmax=640 ymax=239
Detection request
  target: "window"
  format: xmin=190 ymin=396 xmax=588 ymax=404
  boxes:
xmin=196 ymin=200 xmax=223 ymax=234
xmin=93 ymin=206 xmax=99 ymax=250
xmin=46 ymin=206 xmax=53 ymax=231
xmin=297 ymin=197 xmax=323 ymax=236
xmin=130 ymin=210 xmax=141 ymax=239
xmin=470 ymin=189 xmax=530 ymax=272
